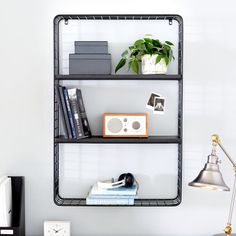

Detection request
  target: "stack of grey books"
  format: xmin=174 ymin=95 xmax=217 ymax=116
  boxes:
xmin=69 ymin=41 xmax=111 ymax=74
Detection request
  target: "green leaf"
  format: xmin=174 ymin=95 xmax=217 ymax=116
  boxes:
xmin=136 ymin=43 xmax=146 ymax=51
xmin=121 ymin=50 xmax=129 ymax=58
xmin=165 ymin=41 xmax=174 ymax=46
xmin=128 ymin=60 xmax=132 ymax=70
xmin=152 ymin=39 xmax=161 ymax=46
xmin=130 ymin=49 xmax=139 ymax=57
xmin=155 ymin=55 xmax=162 ymax=64
xmin=129 ymin=46 xmax=135 ymax=50
xmin=162 ymin=47 xmax=167 ymax=55
xmin=144 ymin=38 xmax=153 ymax=43
xmin=144 ymin=41 xmax=154 ymax=54
xmin=168 ymin=49 xmax=173 ymax=61
xmin=166 ymin=47 xmax=170 ymax=58
xmin=164 ymin=56 xmax=169 ymax=65
xmin=130 ymin=59 xmax=139 ymax=74
xmin=134 ymin=39 xmax=144 ymax=46
xmin=164 ymin=44 xmax=171 ymax=50
xmin=115 ymin=58 xmax=126 ymax=73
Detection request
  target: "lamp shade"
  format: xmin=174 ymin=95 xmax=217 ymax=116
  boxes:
xmin=189 ymin=155 xmax=230 ymax=191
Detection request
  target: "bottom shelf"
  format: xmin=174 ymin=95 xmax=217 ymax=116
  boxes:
xmin=54 ymin=195 xmax=181 ymax=207
xmin=54 ymin=139 xmax=182 ymax=207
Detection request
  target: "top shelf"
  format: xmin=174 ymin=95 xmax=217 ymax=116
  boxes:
xmin=55 ymin=74 xmax=182 ymax=81
xmin=54 ymin=14 xmax=183 ymax=25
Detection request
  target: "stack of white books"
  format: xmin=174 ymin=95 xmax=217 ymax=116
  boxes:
xmin=86 ymin=183 xmax=138 ymax=205
xmin=0 ymin=176 xmax=12 ymax=227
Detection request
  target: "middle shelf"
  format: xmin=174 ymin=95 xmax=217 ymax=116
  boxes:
xmin=55 ymin=135 xmax=181 ymax=144
xmin=55 ymin=80 xmax=180 ymax=139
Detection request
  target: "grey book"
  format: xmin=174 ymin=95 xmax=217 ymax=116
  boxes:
xmin=76 ymin=89 xmax=91 ymax=137
xmin=67 ymin=88 xmax=87 ymax=139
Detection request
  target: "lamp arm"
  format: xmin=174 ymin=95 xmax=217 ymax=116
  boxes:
xmin=218 ymin=142 xmax=236 ymax=168
xmin=225 ymin=175 xmax=236 ymax=232
xmin=211 ymin=134 xmax=236 ymax=167
xmin=211 ymin=134 xmax=236 ymax=235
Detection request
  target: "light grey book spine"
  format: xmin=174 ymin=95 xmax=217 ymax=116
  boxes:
xmin=67 ymin=88 xmax=85 ymax=138
xmin=86 ymin=197 xmax=134 ymax=205
xmin=76 ymin=89 xmax=91 ymax=137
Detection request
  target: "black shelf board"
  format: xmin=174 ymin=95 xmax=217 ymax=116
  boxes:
xmin=55 ymin=74 xmax=182 ymax=81
xmin=54 ymin=197 xmax=181 ymax=207
xmin=55 ymin=14 xmax=183 ymax=22
xmin=55 ymin=135 xmax=181 ymax=144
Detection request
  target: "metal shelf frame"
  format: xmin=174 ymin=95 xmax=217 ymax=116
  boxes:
xmin=53 ymin=14 xmax=183 ymax=207
xmin=55 ymin=74 xmax=182 ymax=81
xmin=55 ymin=136 xmax=181 ymax=144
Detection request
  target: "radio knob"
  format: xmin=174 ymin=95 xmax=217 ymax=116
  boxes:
xmin=132 ymin=121 xmax=141 ymax=130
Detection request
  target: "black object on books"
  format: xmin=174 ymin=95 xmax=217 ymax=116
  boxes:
xmin=67 ymin=88 xmax=91 ymax=138
xmin=0 ymin=177 xmax=25 ymax=236
xmin=97 ymin=173 xmax=135 ymax=189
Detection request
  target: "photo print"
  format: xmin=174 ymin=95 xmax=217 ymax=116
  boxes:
xmin=154 ymin=97 xmax=166 ymax=114
xmin=146 ymin=92 xmax=166 ymax=115
xmin=146 ymin=92 xmax=162 ymax=110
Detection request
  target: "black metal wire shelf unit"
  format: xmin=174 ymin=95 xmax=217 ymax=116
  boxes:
xmin=54 ymin=14 xmax=183 ymax=207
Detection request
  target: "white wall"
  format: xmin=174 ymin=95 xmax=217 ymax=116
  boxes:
xmin=0 ymin=0 xmax=236 ymax=235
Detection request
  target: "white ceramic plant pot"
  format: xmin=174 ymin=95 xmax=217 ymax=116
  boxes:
xmin=141 ymin=54 xmax=168 ymax=74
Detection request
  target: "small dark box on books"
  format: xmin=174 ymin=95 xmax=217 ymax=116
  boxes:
xmin=69 ymin=54 xmax=111 ymax=74
xmin=74 ymin=41 xmax=108 ymax=54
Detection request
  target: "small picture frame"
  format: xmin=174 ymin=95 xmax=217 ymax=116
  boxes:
xmin=154 ymin=97 xmax=166 ymax=114
xmin=146 ymin=92 xmax=162 ymax=110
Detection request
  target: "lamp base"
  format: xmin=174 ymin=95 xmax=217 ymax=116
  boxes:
xmin=214 ymin=234 xmax=236 ymax=236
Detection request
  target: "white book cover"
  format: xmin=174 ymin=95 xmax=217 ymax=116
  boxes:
xmin=90 ymin=183 xmax=138 ymax=196
xmin=0 ymin=177 xmax=12 ymax=227
xmin=0 ymin=176 xmax=8 ymax=226
xmin=88 ymin=193 xmax=137 ymax=199
xmin=86 ymin=197 xmax=134 ymax=205
xmin=0 ymin=176 xmax=7 ymax=186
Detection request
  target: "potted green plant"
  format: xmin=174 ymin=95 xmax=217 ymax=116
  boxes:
xmin=115 ymin=36 xmax=175 ymax=74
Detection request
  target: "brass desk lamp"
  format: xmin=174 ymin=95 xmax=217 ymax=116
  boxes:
xmin=189 ymin=134 xmax=236 ymax=236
